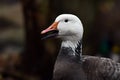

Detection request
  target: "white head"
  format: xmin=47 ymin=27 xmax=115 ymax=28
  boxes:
xmin=41 ymin=14 xmax=83 ymax=51
xmin=55 ymin=14 xmax=83 ymax=41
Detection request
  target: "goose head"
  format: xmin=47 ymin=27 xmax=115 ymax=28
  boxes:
xmin=41 ymin=14 xmax=83 ymax=50
xmin=41 ymin=14 xmax=83 ymax=41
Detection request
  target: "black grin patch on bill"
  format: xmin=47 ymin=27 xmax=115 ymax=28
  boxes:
xmin=41 ymin=30 xmax=59 ymax=40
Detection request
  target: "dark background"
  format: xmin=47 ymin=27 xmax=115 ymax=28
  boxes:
xmin=0 ymin=0 xmax=120 ymax=80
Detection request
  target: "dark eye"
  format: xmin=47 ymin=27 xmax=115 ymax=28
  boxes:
xmin=64 ymin=19 xmax=69 ymax=22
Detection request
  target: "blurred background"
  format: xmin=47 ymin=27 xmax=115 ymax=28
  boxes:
xmin=0 ymin=0 xmax=120 ymax=80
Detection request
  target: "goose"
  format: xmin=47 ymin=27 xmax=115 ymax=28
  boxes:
xmin=41 ymin=14 xmax=120 ymax=80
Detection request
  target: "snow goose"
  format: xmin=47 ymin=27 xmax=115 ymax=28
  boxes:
xmin=41 ymin=14 xmax=120 ymax=80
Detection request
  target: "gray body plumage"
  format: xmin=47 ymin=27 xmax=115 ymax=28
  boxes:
xmin=53 ymin=47 xmax=120 ymax=80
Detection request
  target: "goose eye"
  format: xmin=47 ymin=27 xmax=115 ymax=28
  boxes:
xmin=64 ymin=19 xmax=68 ymax=22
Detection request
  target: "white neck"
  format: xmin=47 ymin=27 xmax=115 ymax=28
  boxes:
xmin=61 ymin=38 xmax=82 ymax=56
xmin=61 ymin=40 xmax=78 ymax=49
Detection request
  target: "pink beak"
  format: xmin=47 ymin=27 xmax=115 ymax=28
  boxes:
xmin=41 ymin=22 xmax=59 ymax=34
